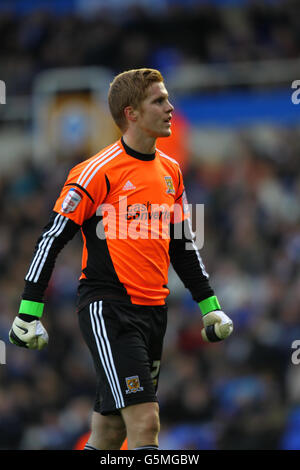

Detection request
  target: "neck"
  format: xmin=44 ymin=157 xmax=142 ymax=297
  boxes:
xmin=122 ymin=130 xmax=156 ymax=154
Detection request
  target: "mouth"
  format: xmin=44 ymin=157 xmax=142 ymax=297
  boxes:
xmin=164 ymin=116 xmax=172 ymax=125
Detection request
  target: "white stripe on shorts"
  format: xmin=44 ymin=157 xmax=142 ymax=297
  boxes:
xmin=89 ymin=301 xmax=125 ymax=409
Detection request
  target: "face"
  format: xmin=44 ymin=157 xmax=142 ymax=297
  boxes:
xmin=134 ymin=82 xmax=174 ymax=138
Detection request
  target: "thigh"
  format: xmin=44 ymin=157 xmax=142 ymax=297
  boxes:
xmin=78 ymin=300 xmax=158 ymax=416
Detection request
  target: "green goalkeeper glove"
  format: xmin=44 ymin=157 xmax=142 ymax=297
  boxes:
xmin=9 ymin=300 xmax=49 ymax=350
xmin=199 ymin=296 xmax=233 ymax=342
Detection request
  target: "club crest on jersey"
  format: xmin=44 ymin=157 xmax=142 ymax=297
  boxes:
xmin=164 ymin=176 xmax=175 ymax=194
xmin=61 ymin=188 xmax=82 ymax=213
xmin=125 ymin=375 xmax=144 ymax=395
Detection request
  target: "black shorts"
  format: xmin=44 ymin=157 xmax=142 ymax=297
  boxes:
xmin=78 ymin=299 xmax=168 ymax=415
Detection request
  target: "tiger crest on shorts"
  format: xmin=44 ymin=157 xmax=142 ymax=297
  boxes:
xmin=125 ymin=375 xmax=144 ymax=394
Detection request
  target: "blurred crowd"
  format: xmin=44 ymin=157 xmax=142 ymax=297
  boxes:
xmin=1 ymin=0 xmax=300 ymax=451
xmin=0 ymin=0 xmax=300 ymax=95
xmin=0 ymin=125 xmax=300 ymax=449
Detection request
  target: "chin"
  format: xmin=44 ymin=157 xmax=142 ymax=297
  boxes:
xmin=158 ymin=129 xmax=172 ymax=138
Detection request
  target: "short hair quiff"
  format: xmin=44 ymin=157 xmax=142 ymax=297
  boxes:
xmin=108 ymin=68 xmax=164 ymax=131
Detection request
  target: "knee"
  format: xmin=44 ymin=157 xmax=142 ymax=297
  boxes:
xmin=103 ymin=419 xmax=126 ymax=443
xmin=140 ymin=408 xmax=160 ymax=434
xmin=90 ymin=413 xmax=126 ymax=449
xmin=121 ymin=403 xmax=160 ymax=449
xmin=130 ymin=404 xmax=160 ymax=437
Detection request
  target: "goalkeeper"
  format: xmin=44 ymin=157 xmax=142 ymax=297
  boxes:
xmin=9 ymin=68 xmax=233 ymax=451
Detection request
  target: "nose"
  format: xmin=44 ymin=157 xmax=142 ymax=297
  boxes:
xmin=168 ymin=101 xmax=174 ymax=112
xmin=167 ymin=100 xmax=174 ymax=112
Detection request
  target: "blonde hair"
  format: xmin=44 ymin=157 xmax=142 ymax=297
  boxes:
xmin=108 ymin=68 xmax=164 ymax=131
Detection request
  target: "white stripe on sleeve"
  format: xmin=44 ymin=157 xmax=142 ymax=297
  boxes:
xmin=25 ymin=214 xmax=68 ymax=283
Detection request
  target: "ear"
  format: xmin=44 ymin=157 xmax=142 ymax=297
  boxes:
xmin=124 ymin=106 xmax=138 ymax=123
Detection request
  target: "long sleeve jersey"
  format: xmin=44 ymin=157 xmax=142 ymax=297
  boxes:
xmin=22 ymin=138 xmax=214 ymax=310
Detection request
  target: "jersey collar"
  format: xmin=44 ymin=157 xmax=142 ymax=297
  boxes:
xmin=121 ymin=137 xmax=156 ymax=161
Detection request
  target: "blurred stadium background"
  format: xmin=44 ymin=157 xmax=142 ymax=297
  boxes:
xmin=0 ymin=0 xmax=300 ymax=450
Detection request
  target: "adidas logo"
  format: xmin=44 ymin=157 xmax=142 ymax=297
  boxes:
xmin=122 ymin=180 xmax=136 ymax=191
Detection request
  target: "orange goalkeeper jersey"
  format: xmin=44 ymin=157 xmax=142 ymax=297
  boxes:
xmin=23 ymin=137 xmax=212 ymax=309
xmin=53 ymin=138 xmax=188 ymax=306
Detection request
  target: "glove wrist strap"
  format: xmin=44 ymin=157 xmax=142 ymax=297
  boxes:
xmin=198 ymin=296 xmax=221 ymax=316
xmin=19 ymin=300 xmax=44 ymax=318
